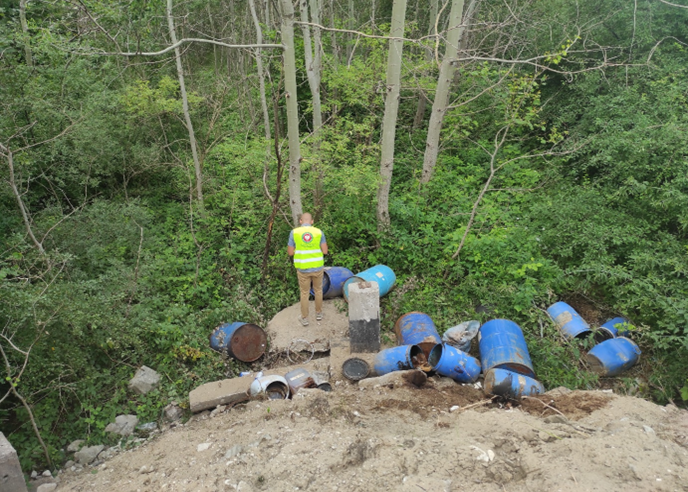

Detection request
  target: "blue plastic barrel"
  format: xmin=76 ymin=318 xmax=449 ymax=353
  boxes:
xmin=343 ymin=265 xmax=396 ymax=300
xmin=209 ymin=322 xmax=267 ymax=362
xmin=547 ymin=302 xmax=592 ymax=339
xmin=600 ymin=317 xmax=631 ymax=338
xmin=310 ymin=266 xmax=354 ymax=299
xmin=585 ymin=337 xmax=641 ymax=376
xmin=478 ymin=319 xmax=536 ymax=378
xmin=428 ymin=343 xmax=481 ymax=383
xmin=394 ymin=312 xmax=442 ymax=357
xmin=373 ymin=345 xmax=425 ymax=376
xmin=484 ymin=368 xmax=545 ymax=398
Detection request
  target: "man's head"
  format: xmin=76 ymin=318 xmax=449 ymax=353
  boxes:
xmin=299 ymin=212 xmax=313 ymax=225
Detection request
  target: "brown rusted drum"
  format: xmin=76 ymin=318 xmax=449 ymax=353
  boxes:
xmin=394 ymin=312 xmax=442 ymax=358
xmin=209 ymin=322 xmax=267 ymax=362
xmin=284 ymin=368 xmax=317 ymax=395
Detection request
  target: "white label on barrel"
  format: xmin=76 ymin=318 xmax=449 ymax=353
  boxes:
xmin=376 ymin=272 xmax=383 ymax=278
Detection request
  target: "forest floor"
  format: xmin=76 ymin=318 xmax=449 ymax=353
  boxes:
xmin=57 ymin=301 xmax=688 ymax=492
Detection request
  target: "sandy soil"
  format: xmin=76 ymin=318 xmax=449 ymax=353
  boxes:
xmin=57 ymin=300 xmax=688 ymax=492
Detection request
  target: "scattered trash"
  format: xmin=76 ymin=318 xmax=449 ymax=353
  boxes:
xmin=600 ymin=317 xmax=632 ymax=338
xmin=394 ymin=312 xmax=442 ymax=358
xmin=342 ymin=358 xmax=371 ymax=381
xmin=286 ymin=338 xmax=315 ymax=364
xmin=586 ymin=337 xmax=641 ymax=376
xmin=547 ymin=302 xmax=592 ymax=339
xmin=310 ymin=266 xmax=354 ymax=298
xmin=442 ymin=320 xmax=480 ymax=352
xmin=249 ymin=375 xmax=290 ymax=400
xmin=239 ymin=371 xmax=252 ymax=377
xmin=478 ymin=319 xmax=536 ymax=377
xmin=373 ymin=345 xmax=431 ymax=376
xmin=209 ymin=322 xmax=267 ymax=362
xmin=484 ymin=368 xmax=545 ymax=398
xmin=449 ymin=405 xmax=460 ymax=412
xmin=471 ymin=445 xmax=495 ymax=462
xmin=312 ymin=371 xmax=332 ymax=391
xmin=343 ymin=264 xmax=396 ymax=300
xmin=428 ymin=343 xmax=480 ymax=384
xmin=284 ymin=368 xmax=317 ymax=395
xmin=135 ymin=422 xmax=158 ymax=436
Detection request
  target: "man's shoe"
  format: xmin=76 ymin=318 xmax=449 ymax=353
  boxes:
xmin=299 ymin=316 xmax=309 ymax=326
xmin=316 ymin=312 xmax=323 ymax=321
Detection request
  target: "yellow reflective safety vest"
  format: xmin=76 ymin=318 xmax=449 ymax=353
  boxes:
xmin=292 ymin=226 xmax=324 ymax=269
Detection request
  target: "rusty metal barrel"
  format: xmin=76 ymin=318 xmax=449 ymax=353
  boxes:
xmin=209 ymin=322 xmax=267 ymax=362
xmin=478 ymin=319 xmax=536 ymax=378
xmin=284 ymin=368 xmax=317 ymax=395
xmin=484 ymin=368 xmax=545 ymax=398
xmin=394 ymin=312 xmax=442 ymax=358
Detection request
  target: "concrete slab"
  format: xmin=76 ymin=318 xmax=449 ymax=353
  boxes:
xmin=189 ymin=358 xmax=330 ymax=412
xmin=348 ymin=282 xmax=380 ymax=352
xmin=266 ymin=299 xmax=349 ymax=354
xmin=0 ymin=432 xmax=28 ymax=492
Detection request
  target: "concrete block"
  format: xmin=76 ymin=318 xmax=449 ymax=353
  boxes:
xmin=0 ymin=432 xmax=28 ymax=492
xmin=348 ymin=282 xmax=380 ymax=353
xmin=128 ymin=366 xmax=161 ymax=395
xmin=357 ymin=370 xmax=427 ymax=390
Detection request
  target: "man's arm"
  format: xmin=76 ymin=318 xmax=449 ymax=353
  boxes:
xmin=288 ymin=245 xmax=295 ymax=256
xmin=321 ymin=242 xmax=328 ymax=255
xmin=287 ymin=230 xmax=295 ymax=256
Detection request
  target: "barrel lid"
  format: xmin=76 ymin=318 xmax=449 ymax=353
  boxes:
xmin=342 ymin=358 xmax=370 ymax=381
xmin=228 ymin=324 xmax=267 ymax=362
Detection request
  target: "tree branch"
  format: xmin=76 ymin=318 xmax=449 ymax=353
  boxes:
xmin=97 ymin=38 xmax=284 ymax=56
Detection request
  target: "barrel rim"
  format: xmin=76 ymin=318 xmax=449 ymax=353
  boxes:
xmin=227 ymin=323 xmax=268 ymax=362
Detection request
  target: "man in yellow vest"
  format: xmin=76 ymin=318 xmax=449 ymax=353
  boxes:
xmin=287 ymin=212 xmax=328 ymax=326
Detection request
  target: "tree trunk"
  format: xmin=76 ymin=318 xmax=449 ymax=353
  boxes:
xmin=250 ymin=0 xmax=271 ymax=140
xmin=1 ymin=144 xmax=44 ymax=254
xmin=376 ymin=0 xmax=408 ymax=230
xmin=19 ymin=0 xmax=33 ymax=67
xmin=279 ymin=0 xmax=303 ymax=225
xmin=421 ymin=0 xmax=467 ymax=184
xmin=346 ymin=0 xmax=355 ymax=60
xmin=166 ymin=0 xmax=204 ymax=207
xmin=412 ymin=0 xmax=439 ymax=130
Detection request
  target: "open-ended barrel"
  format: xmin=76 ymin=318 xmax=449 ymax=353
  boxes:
xmin=394 ymin=312 xmax=442 ymax=358
xmin=599 ymin=317 xmax=631 ymax=339
xmin=428 ymin=343 xmax=481 ymax=384
xmin=547 ymin=301 xmax=592 ymax=339
xmin=209 ymin=322 xmax=267 ymax=362
xmin=586 ymin=337 xmax=641 ymax=377
xmin=478 ymin=319 xmax=536 ymax=378
xmin=484 ymin=368 xmax=545 ymax=398
xmin=373 ymin=345 xmax=429 ymax=376
xmin=343 ymin=265 xmax=396 ymax=301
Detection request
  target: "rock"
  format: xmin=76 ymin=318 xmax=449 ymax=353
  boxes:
xmin=224 ymin=445 xmax=245 ymax=459
xmin=75 ymin=444 xmax=105 ymax=465
xmin=128 ymin=366 xmax=161 ymax=395
xmin=358 ymin=370 xmax=427 ymax=390
xmin=64 ymin=460 xmax=75 ymax=468
xmin=164 ymin=403 xmax=184 ymax=422
xmin=42 ymin=470 xmax=52 ymax=477
xmin=197 ymin=442 xmax=212 ymax=452
xmin=99 ymin=448 xmax=116 ymax=460
xmin=31 ymin=470 xmax=38 ymax=479
xmin=136 ymin=422 xmax=158 ymax=436
xmin=643 ymin=425 xmax=655 ymax=435
xmin=545 ymin=386 xmax=572 ymax=397
xmin=210 ymin=405 xmax=227 ymax=418
xmin=0 ymin=432 xmax=28 ymax=492
xmin=105 ymin=415 xmax=139 ymax=436
xmin=449 ymin=405 xmax=460 ymax=412
xmin=544 ymin=415 xmax=569 ymax=424
xmin=36 ymin=484 xmax=57 ymax=492
xmin=139 ymin=465 xmax=155 ymax=474
xmin=66 ymin=439 xmax=85 ymax=453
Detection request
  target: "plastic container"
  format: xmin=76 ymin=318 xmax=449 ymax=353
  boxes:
xmin=343 ymin=265 xmax=396 ymax=300
xmin=427 ymin=343 xmax=481 ymax=383
xmin=310 ymin=266 xmax=355 ymax=299
xmin=586 ymin=337 xmax=641 ymax=376
xmin=547 ymin=302 xmax=592 ymax=339
xmin=600 ymin=317 xmax=631 ymax=338
xmin=372 ymin=345 xmax=429 ymax=376
xmin=394 ymin=312 xmax=442 ymax=358
xmin=478 ymin=319 xmax=536 ymax=378
xmin=484 ymin=368 xmax=545 ymax=398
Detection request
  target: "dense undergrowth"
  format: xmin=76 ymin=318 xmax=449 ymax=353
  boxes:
xmin=1 ymin=0 xmax=687 ymax=472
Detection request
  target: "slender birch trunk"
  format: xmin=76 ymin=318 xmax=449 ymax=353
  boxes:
xmin=166 ymin=0 xmax=204 ymax=206
xmin=412 ymin=0 xmax=439 ymax=130
xmin=279 ymin=0 xmax=303 ymax=225
xmin=376 ymin=0 xmax=407 ymax=230
xmin=0 ymin=144 xmax=44 ymax=254
xmin=250 ymin=0 xmax=271 ymax=140
xmin=421 ymin=0 xmax=468 ymax=184
xmin=19 ymin=0 xmax=33 ymax=67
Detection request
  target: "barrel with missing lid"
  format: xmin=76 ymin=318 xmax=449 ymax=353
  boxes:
xmin=373 ymin=345 xmax=431 ymax=376
xmin=427 ymin=343 xmax=481 ymax=384
xmin=484 ymin=368 xmax=545 ymax=398
xmin=249 ymin=375 xmax=290 ymax=400
xmin=394 ymin=312 xmax=442 ymax=359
